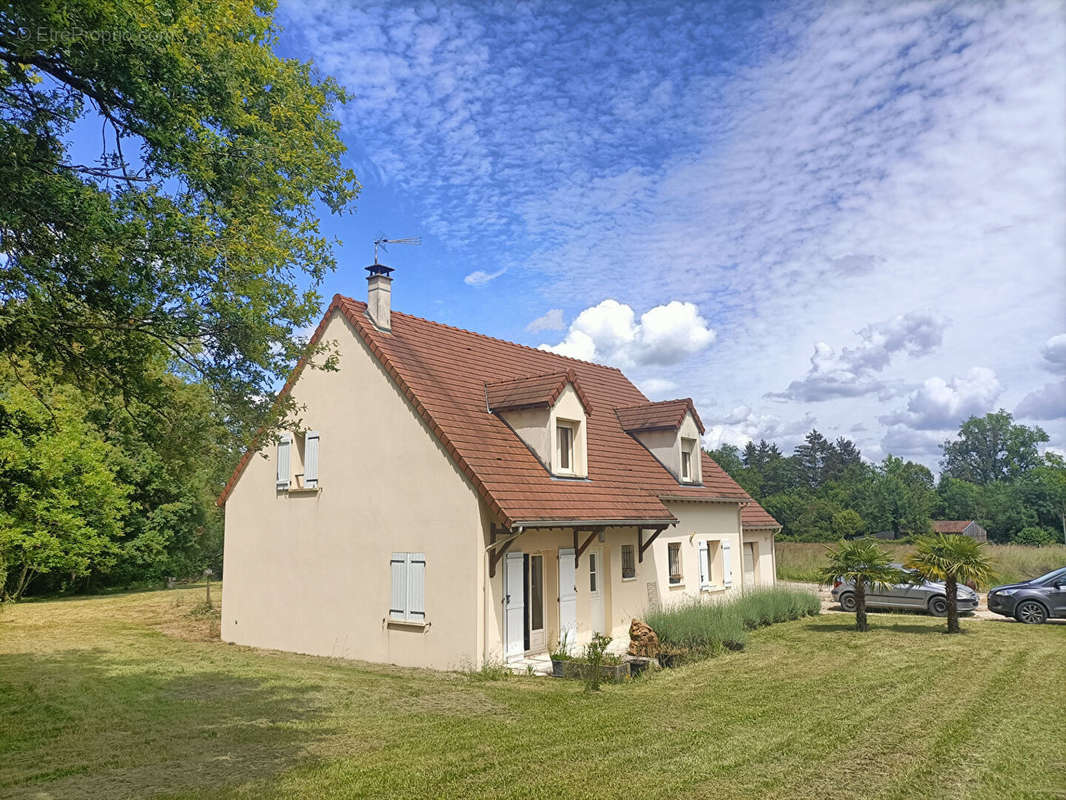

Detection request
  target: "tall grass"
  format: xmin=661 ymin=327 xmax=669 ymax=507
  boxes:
xmin=645 ymin=587 xmax=820 ymax=659
xmin=777 ymin=541 xmax=1066 ymax=586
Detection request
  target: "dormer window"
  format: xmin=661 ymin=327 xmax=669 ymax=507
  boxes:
xmin=616 ymin=398 xmax=705 ymax=485
xmin=557 ymin=420 xmax=576 ymax=473
xmin=681 ymin=437 xmax=696 ymax=483
xmin=486 ymin=369 xmax=592 ymax=478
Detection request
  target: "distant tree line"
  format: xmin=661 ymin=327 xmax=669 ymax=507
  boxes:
xmin=707 ymin=411 xmax=1066 ymax=545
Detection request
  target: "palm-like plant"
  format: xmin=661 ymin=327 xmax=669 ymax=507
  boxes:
xmin=818 ymin=539 xmax=902 ymax=632
xmin=905 ymin=533 xmax=993 ymax=634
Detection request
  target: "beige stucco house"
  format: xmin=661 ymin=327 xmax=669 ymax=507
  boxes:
xmin=219 ymin=265 xmax=781 ymax=670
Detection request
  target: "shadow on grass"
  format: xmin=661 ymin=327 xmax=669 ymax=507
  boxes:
xmin=806 ymin=621 xmax=946 ymax=635
xmin=0 ymin=647 xmax=342 ymax=800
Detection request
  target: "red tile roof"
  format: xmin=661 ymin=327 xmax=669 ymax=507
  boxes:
xmin=485 ymin=369 xmax=593 ymax=414
xmin=615 ymin=398 xmax=705 ymax=435
xmin=219 ymin=295 xmax=779 ymax=531
xmin=932 ymin=520 xmax=974 ymax=533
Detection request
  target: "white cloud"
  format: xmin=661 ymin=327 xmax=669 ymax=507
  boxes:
xmin=1042 ymin=334 xmax=1066 ymax=373
xmin=703 ymin=405 xmax=816 ymax=451
xmin=881 ymin=367 xmax=1003 ymax=430
xmin=279 ymin=1 xmax=1066 ymax=464
xmin=638 ymin=377 xmax=678 ymax=398
xmin=464 ymin=268 xmax=507 ymax=286
xmin=881 ymin=426 xmax=944 ymax=459
xmin=1016 ymin=379 xmax=1066 ymax=420
xmin=539 ymin=299 xmax=715 ymax=368
xmin=769 ymin=312 xmax=946 ymax=402
xmin=525 ymin=308 xmax=565 ymax=333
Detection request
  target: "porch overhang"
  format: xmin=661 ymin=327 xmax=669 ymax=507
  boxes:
xmin=487 ymin=518 xmax=677 ymax=575
xmin=507 ymin=517 xmax=676 ymax=530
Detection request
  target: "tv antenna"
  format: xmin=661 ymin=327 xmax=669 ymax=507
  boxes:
xmin=373 ymin=235 xmax=421 ymax=264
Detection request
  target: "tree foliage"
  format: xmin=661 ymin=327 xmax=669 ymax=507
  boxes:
xmin=0 ymin=361 xmax=232 ymax=599
xmin=818 ymin=539 xmax=901 ymax=632
xmin=941 ymin=410 xmax=1048 ymax=485
xmin=905 ymin=534 xmax=993 ymax=634
xmin=0 ymin=0 xmax=357 ymax=442
xmin=707 ymin=413 xmax=1064 ymax=545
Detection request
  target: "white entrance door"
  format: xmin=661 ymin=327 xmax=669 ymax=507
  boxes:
xmin=743 ymin=542 xmax=757 ymax=587
xmin=504 ymin=552 xmax=525 ymax=660
xmin=558 ymin=548 xmax=577 ymax=652
xmin=587 ymin=548 xmax=605 ymax=635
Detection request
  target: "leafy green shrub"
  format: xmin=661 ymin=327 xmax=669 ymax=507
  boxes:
xmin=581 ymin=633 xmax=612 ymax=691
xmin=1014 ymin=526 xmax=1058 ymax=546
xmin=646 ymin=587 xmax=820 ymax=661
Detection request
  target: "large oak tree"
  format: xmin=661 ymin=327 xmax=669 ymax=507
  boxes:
xmin=0 ymin=0 xmax=358 ymax=441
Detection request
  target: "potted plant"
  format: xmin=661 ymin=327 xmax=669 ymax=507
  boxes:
xmin=549 ymin=633 xmax=572 ymax=678
xmin=598 ymin=652 xmax=628 ymax=683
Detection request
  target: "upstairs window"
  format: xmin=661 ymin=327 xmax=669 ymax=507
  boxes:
xmin=668 ymin=542 xmax=682 ymax=585
xmin=276 ymin=431 xmax=320 ymax=491
xmin=556 ymin=421 xmax=576 ymax=473
xmin=681 ymin=437 xmax=697 ymax=483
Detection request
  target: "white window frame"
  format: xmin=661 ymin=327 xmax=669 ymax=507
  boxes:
xmin=698 ymin=540 xmax=721 ymax=590
xmin=556 ymin=420 xmax=576 ymax=474
xmin=681 ymin=437 xmax=697 ymax=483
xmin=389 ymin=552 xmax=426 ymax=623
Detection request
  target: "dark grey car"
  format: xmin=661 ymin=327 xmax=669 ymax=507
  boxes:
xmin=987 ymin=567 xmax=1066 ymax=624
xmin=831 ymin=565 xmax=979 ymax=616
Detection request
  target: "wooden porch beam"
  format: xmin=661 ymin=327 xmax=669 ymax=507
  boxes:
xmin=638 ymin=526 xmax=666 ymax=563
xmin=488 ymin=524 xmax=518 ymax=579
xmin=573 ymin=528 xmax=601 ymax=567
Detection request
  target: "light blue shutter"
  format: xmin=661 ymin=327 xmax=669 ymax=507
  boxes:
xmin=390 ymin=553 xmax=407 ymax=620
xmin=698 ymin=541 xmax=709 ymax=588
xmin=304 ymin=431 xmax=320 ymax=488
xmin=722 ymin=541 xmax=733 ymax=587
xmin=408 ymin=553 xmax=426 ymax=621
xmin=276 ymin=435 xmax=291 ymax=489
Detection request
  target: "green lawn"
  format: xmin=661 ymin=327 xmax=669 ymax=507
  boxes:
xmin=1 ymin=586 xmax=1064 ymax=800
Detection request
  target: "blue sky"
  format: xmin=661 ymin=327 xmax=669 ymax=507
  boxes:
xmin=270 ymin=0 xmax=1066 ymax=467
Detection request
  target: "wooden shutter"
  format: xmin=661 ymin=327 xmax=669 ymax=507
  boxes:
xmin=389 ymin=553 xmax=407 ymax=620
xmin=304 ymin=430 xmax=320 ymax=488
xmin=722 ymin=541 xmax=733 ymax=587
xmin=276 ymin=435 xmax=291 ymax=490
xmin=408 ymin=553 xmax=426 ymax=621
xmin=698 ymin=541 xmax=709 ymax=588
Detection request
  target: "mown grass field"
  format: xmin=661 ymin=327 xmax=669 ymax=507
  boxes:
xmin=1 ymin=585 xmax=1064 ymax=800
xmin=776 ymin=541 xmax=1066 ymax=585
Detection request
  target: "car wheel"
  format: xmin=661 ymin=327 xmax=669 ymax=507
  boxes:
xmin=928 ymin=596 xmax=948 ymax=617
xmin=839 ymin=592 xmax=857 ymax=612
xmin=1015 ymin=600 xmax=1048 ymax=625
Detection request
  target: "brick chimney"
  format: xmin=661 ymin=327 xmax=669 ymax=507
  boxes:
xmin=365 ymin=262 xmax=394 ymax=331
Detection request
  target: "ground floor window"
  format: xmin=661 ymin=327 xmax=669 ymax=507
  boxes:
xmin=621 ymin=544 xmax=636 ymax=579
xmin=529 ymin=554 xmax=543 ymax=632
xmin=389 ymin=552 xmax=426 ymax=622
xmin=668 ymin=542 xmax=682 ymax=584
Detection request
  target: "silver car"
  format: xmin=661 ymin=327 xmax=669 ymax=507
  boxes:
xmin=831 ymin=565 xmax=979 ymax=616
